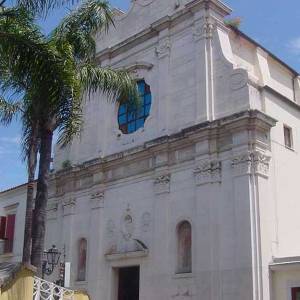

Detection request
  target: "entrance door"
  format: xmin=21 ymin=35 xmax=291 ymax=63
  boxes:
xmin=118 ymin=266 xmax=140 ymax=300
xmin=292 ymin=287 xmax=300 ymax=300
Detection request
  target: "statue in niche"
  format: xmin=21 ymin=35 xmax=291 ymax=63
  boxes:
xmin=121 ymin=214 xmax=135 ymax=241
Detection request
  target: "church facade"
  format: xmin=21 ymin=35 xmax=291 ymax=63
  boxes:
xmin=1 ymin=0 xmax=300 ymax=299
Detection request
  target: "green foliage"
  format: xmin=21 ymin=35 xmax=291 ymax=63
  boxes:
xmin=0 ymin=96 xmax=23 ymax=125
xmin=62 ymin=159 xmax=72 ymax=169
xmin=224 ymin=17 xmax=242 ymax=29
xmin=0 ymin=1 xmax=139 ymax=150
xmin=0 ymin=0 xmax=140 ymax=270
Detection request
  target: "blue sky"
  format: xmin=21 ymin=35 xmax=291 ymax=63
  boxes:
xmin=1 ymin=0 xmax=300 ymax=191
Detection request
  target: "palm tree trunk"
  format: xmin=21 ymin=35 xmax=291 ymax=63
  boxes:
xmin=22 ymin=125 xmax=39 ymax=264
xmin=31 ymin=127 xmax=53 ymax=275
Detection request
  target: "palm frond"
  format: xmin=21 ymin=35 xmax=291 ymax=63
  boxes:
xmin=79 ymin=63 xmax=139 ymax=104
xmin=0 ymin=96 xmax=23 ymax=125
xmin=21 ymin=110 xmax=40 ymax=162
xmin=15 ymin=0 xmax=79 ymax=17
xmin=52 ymin=0 xmax=113 ymax=61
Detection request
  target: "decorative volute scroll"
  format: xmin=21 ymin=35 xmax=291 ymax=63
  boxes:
xmin=90 ymin=190 xmax=105 ymax=209
xmin=232 ymin=151 xmax=271 ymax=178
xmin=156 ymin=37 xmax=171 ymax=59
xmin=154 ymin=174 xmax=171 ymax=194
xmin=194 ymin=160 xmax=222 ymax=186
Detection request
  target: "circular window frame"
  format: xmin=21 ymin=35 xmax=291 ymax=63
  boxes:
xmin=117 ymin=79 xmax=152 ymax=135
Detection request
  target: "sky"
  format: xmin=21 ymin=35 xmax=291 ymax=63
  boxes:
xmin=1 ymin=0 xmax=300 ymax=191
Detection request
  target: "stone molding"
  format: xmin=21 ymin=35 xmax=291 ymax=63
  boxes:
xmin=232 ymin=151 xmax=271 ymax=178
xmin=156 ymin=37 xmax=171 ymax=59
xmin=62 ymin=197 xmax=76 ymax=216
xmin=154 ymin=174 xmax=171 ymax=194
xmin=47 ymin=202 xmax=58 ymax=220
xmin=194 ymin=160 xmax=222 ymax=186
xmin=90 ymin=191 xmax=105 ymax=209
xmin=50 ymin=110 xmax=276 ymax=197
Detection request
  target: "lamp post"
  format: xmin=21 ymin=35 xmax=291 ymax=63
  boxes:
xmin=42 ymin=245 xmax=61 ymax=279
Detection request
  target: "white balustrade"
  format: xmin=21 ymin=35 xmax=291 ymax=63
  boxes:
xmin=33 ymin=277 xmax=74 ymax=300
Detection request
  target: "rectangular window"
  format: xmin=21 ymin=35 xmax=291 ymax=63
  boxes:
xmin=284 ymin=125 xmax=293 ymax=149
xmin=292 ymin=287 xmax=300 ymax=300
xmin=0 ymin=214 xmax=16 ymax=254
xmin=0 ymin=217 xmax=7 ymax=239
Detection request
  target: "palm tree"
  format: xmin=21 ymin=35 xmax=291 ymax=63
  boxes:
xmin=1 ymin=0 xmax=77 ymax=15
xmin=0 ymin=6 xmax=68 ymax=264
xmin=0 ymin=1 xmax=139 ymax=274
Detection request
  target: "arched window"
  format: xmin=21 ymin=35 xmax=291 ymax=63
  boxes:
xmin=118 ymin=79 xmax=152 ymax=134
xmin=177 ymin=221 xmax=192 ymax=274
xmin=77 ymin=238 xmax=87 ymax=281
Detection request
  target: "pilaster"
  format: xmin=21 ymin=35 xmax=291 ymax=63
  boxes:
xmin=61 ymin=194 xmax=76 ymax=284
xmin=231 ymin=150 xmax=271 ymax=300
xmin=156 ymin=28 xmax=171 ymax=133
xmin=88 ymin=187 xmax=106 ymax=299
xmin=193 ymin=157 xmax=222 ymax=299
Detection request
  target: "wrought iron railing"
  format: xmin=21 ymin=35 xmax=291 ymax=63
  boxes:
xmin=33 ymin=277 xmax=74 ymax=300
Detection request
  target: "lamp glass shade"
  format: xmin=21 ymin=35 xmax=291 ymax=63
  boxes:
xmin=46 ymin=246 xmax=61 ymax=266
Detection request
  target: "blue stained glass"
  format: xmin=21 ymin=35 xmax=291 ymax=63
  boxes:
xmin=144 ymin=94 xmax=152 ymax=105
xmin=136 ymin=119 xmax=145 ymax=130
xmin=138 ymin=82 xmax=145 ymax=94
xmin=128 ymin=111 xmax=136 ymax=121
xmin=145 ymin=104 xmax=151 ymax=115
xmin=118 ymin=114 xmax=126 ymax=124
xmin=119 ymin=104 xmax=126 ymax=114
xmin=128 ymin=122 xmax=136 ymax=133
xmin=137 ymin=107 xmax=144 ymax=118
xmin=118 ymin=80 xmax=152 ymax=134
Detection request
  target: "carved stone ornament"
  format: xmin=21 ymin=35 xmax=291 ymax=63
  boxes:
xmin=252 ymin=151 xmax=271 ymax=177
xmin=156 ymin=37 xmax=171 ymax=59
xmin=193 ymin=20 xmax=215 ymax=41
xmin=141 ymin=212 xmax=151 ymax=232
xmin=194 ymin=160 xmax=222 ymax=186
xmin=230 ymin=70 xmax=248 ymax=91
xmin=121 ymin=214 xmax=135 ymax=241
xmin=232 ymin=151 xmax=271 ymax=177
xmin=172 ymin=285 xmax=195 ymax=299
xmin=90 ymin=191 xmax=105 ymax=209
xmin=62 ymin=197 xmax=76 ymax=216
xmin=154 ymin=174 xmax=171 ymax=194
xmin=120 ymin=205 xmax=135 ymax=241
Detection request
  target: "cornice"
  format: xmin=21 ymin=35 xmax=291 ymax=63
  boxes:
xmin=51 ymin=110 xmax=276 ymax=196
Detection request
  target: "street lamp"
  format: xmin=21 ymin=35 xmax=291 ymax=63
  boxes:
xmin=42 ymin=245 xmax=61 ymax=278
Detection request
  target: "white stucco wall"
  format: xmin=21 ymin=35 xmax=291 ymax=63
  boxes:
xmin=1 ymin=1 xmax=300 ymax=300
